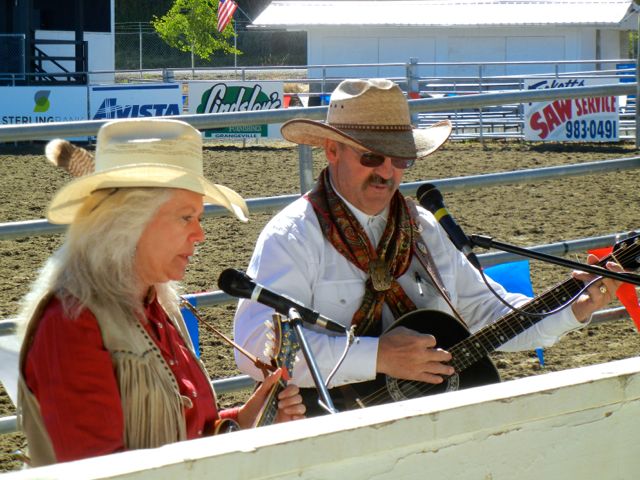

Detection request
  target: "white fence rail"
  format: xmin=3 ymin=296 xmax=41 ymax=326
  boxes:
xmin=4 ymin=357 xmax=640 ymax=480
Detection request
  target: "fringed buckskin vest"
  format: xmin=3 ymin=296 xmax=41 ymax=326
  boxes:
xmin=18 ymin=292 xmax=207 ymax=467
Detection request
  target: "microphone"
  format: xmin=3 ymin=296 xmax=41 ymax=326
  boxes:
xmin=416 ymin=183 xmax=481 ymax=270
xmin=218 ymin=268 xmax=347 ymax=333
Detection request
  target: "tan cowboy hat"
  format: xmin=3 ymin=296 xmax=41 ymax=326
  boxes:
xmin=46 ymin=118 xmax=249 ymax=224
xmin=281 ymin=78 xmax=452 ymax=160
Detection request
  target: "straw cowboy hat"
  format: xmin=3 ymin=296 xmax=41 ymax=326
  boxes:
xmin=45 ymin=118 xmax=248 ymax=224
xmin=281 ymin=78 xmax=452 ymax=159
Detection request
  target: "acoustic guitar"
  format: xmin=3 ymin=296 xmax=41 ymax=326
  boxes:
xmin=348 ymin=234 xmax=640 ymax=408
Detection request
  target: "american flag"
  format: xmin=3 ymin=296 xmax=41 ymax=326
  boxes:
xmin=217 ymin=0 xmax=238 ymax=32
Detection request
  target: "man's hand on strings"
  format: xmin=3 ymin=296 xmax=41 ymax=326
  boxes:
xmin=377 ymin=326 xmax=454 ymax=384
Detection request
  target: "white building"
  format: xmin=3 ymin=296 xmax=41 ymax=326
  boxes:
xmin=253 ymin=0 xmax=640 ymax=81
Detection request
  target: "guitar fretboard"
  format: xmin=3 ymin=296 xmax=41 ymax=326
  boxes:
xmin=451 ymin=276 xmax=584 ymax=372
xmin=449 ymin=233 xmax=640 ymax=372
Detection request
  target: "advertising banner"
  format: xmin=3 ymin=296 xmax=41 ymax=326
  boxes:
xmin=523 ymin=78 xmax=619 ymax=142
xmin=0 ymin=86 xmax=87 ymax=126
xmin=188 ymin=81 xmax=283 ymax=139
xmin=89 ymin=84 xmax=182 ymax=120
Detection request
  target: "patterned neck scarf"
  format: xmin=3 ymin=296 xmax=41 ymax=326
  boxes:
xmin=305 ymin=168 xmax=416 ymax=336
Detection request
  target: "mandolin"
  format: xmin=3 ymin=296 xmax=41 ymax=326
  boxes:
xmin=348 ymin=233 xmax=640 ymax=408
xmin=180 ymin=302 xmax=287 ymax=434
xmin=252 ymin=313 xmax=300 ymax=427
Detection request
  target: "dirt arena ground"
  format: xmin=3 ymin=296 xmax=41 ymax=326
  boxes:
xmin=0 ymin=138 xmax=639 ymax=471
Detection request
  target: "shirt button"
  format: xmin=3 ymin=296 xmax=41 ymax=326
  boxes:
xmin=157 ymin=323 xmax=163 ymax=329
xmin=197 ymin=429 xmax=203 ymax=436
xmin=168 ymin=360 xmax=175 ymax=366
xmin=340 ymin=299 xmax=346 ymax=304
xmin=192 ymin=391 xmax=198 ymax=398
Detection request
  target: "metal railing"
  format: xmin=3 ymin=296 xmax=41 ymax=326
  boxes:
xmin=31 ymin=39 xmax=88 ymax=84
xmin=0 ymin=79 xmax=638 ymax=437
xmin=0 ymin=82 xmax=635 ymax=143
xmin=1 ymin=156 xmax=639 ymax=241
xmin=0 ymin=302 xmax=632 ymax=435
xmin=3 ymin=53 xmax=635 ymax=139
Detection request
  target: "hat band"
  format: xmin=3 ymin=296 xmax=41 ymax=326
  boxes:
xmin=329 ymin=123 xmax=413 ymax=132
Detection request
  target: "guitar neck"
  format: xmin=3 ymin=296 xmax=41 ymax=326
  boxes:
xmin=450 ymin=275 xmax=585 ymax=372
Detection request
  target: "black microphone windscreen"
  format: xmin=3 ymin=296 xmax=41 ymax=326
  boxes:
xmin=416 ymin=183 xmax=444 ymax=211
xmin=217 ymin=268 xmax=254 ymax=299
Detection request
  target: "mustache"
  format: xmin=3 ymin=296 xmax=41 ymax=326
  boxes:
xmin=366 ymin=174 xmax=394 ymax=189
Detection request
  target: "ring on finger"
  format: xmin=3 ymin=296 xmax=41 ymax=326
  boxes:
xmin=599 ymin=284 xmax=608 ymax=295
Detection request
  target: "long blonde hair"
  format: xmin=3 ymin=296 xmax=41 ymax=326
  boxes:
xmin=18 ymin=187 xmax=179 ymax=331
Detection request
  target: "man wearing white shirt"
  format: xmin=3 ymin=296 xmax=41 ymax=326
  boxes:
xmin=233 ymin=78 xmax=621 ymax=415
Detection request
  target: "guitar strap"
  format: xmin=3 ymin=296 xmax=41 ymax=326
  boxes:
xmin=301 ymin=201 xmax=473 ymax=415
xmin=405 ymin=198 xmax=469 ymax=328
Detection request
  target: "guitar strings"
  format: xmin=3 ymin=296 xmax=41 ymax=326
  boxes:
xmin=353 ymin=237 xmax=639 ymax=407
xmin=255 ymin=316 xmax=299 ymax=427
xmin=477 ymin=238 xmax=629 ymax=320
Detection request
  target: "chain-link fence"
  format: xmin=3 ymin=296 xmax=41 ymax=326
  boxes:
xmin=0 ymin=34 xmax=25 ymax=84
xmin=115 ymin=22 xmax=306 ymax=70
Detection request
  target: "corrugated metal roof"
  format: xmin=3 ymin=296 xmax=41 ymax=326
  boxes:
xmin=253 ymin=0 xmax=638 ymax=28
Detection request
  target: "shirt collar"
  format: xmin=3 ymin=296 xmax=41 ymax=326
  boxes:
xmin=329 ymin=174 xmax=389 ymax=243
xmin=143 ymin=286 xmax=157 ymax=307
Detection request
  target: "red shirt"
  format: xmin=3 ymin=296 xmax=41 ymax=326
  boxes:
xmin=24 ymin=296 xmax=239 ymax=463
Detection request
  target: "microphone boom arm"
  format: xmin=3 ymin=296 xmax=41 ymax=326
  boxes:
xmin=470 ymin=234 xmax=640 ymax=286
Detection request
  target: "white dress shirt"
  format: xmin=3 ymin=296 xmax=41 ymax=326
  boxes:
xmin=233 ymin=195 xmax=584 ymax=388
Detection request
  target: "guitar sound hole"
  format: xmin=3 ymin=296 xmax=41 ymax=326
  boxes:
xmin=386 ymin=374 xmax=461 ymax=401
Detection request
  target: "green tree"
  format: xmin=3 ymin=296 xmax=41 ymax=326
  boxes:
xmin=151 ymin=0 xmax=241 ymax=61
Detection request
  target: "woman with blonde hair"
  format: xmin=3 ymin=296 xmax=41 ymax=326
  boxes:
xmin=17 ymin=118 xmax=304 ymax=467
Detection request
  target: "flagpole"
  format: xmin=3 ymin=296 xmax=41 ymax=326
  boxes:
xmin=234 ymin=5 xmax=253 ymax=23
xmin=234 ymin=4 xmax=252 ymax=75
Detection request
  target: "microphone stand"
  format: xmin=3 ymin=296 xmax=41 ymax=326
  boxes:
xmin=470 ymin=234 xmax=640 ymax=286
xmin=287 ymin=308 xmax=339 ymax=415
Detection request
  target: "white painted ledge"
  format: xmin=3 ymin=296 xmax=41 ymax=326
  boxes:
xmin=5 ymin=356 xmax=640 ymax=480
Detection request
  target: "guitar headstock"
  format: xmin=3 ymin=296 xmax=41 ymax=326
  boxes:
xmin=610 ymin=233 xmax=640 ymax=271
xmin=264 ymin=313 xmax=300 ymax=382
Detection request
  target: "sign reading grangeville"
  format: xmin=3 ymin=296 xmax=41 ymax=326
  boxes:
xmin=188 ymin=81 xmax=283 ymax=139
xmin=523 ymin=78 xmax=619 ymax=142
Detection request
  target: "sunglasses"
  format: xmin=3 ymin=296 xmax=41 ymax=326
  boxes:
xmin=358 ymin=152 xmax=415 ymax=170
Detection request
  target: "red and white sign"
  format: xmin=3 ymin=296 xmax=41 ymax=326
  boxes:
xmin=523 ymin=78 xmax=619 ymax=142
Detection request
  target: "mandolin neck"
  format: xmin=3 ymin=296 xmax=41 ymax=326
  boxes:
xmin=254 ymin=380 xmax=285 ymax=427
